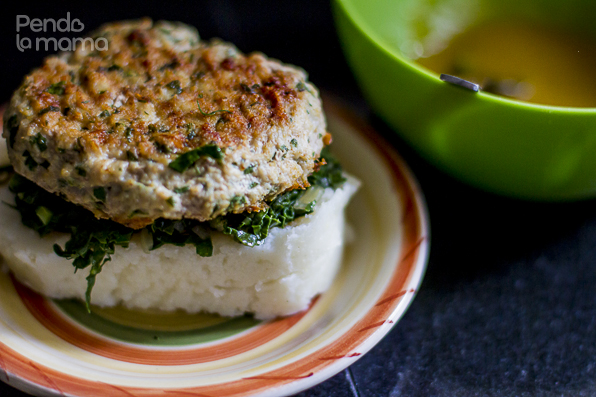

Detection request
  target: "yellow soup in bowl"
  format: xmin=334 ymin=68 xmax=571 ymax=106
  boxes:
xmin=416 ymin=21 xmax=596 ymax=107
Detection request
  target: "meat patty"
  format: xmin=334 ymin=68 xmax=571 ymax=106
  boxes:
xmin=4 ymin=19 xmax=327 ymax=229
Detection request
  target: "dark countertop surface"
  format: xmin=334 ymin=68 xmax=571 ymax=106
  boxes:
xmin=1 ymin=1 xmax=596 ymax=396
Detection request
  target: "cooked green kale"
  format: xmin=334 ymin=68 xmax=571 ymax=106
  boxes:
xmin=212 ymin=147 xmax=346 ymax=246
xmin=8 ymin=174 xmax=133 ymax=312
xmin=212 ymin=187 xmax=316 ymax=247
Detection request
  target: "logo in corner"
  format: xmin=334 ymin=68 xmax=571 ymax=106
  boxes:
xmin=16 ymin=13 xmax=108 ymax=53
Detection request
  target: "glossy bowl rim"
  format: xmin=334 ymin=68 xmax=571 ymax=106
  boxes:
xmin=334 ymin=0 xmax=596 ymax=114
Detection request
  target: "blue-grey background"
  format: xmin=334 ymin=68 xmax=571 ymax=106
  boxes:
xmin=1 ymin=1 xmax=596 ymax=396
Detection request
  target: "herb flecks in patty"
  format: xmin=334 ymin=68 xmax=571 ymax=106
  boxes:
xmin=168 ymin=144 xmax=224 ymax=172
xmin=196 ymin=95 xmax=231 ymax=117
xmin=46 ymin=81 xmax=66 ymax=95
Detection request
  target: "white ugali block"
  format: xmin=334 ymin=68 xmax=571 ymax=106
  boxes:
xmin=0 ymin=176 xmax=359 ymax=319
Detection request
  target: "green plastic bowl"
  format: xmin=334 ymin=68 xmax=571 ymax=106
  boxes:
xmin=334 ymin=0 xmax=596 ymax=200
